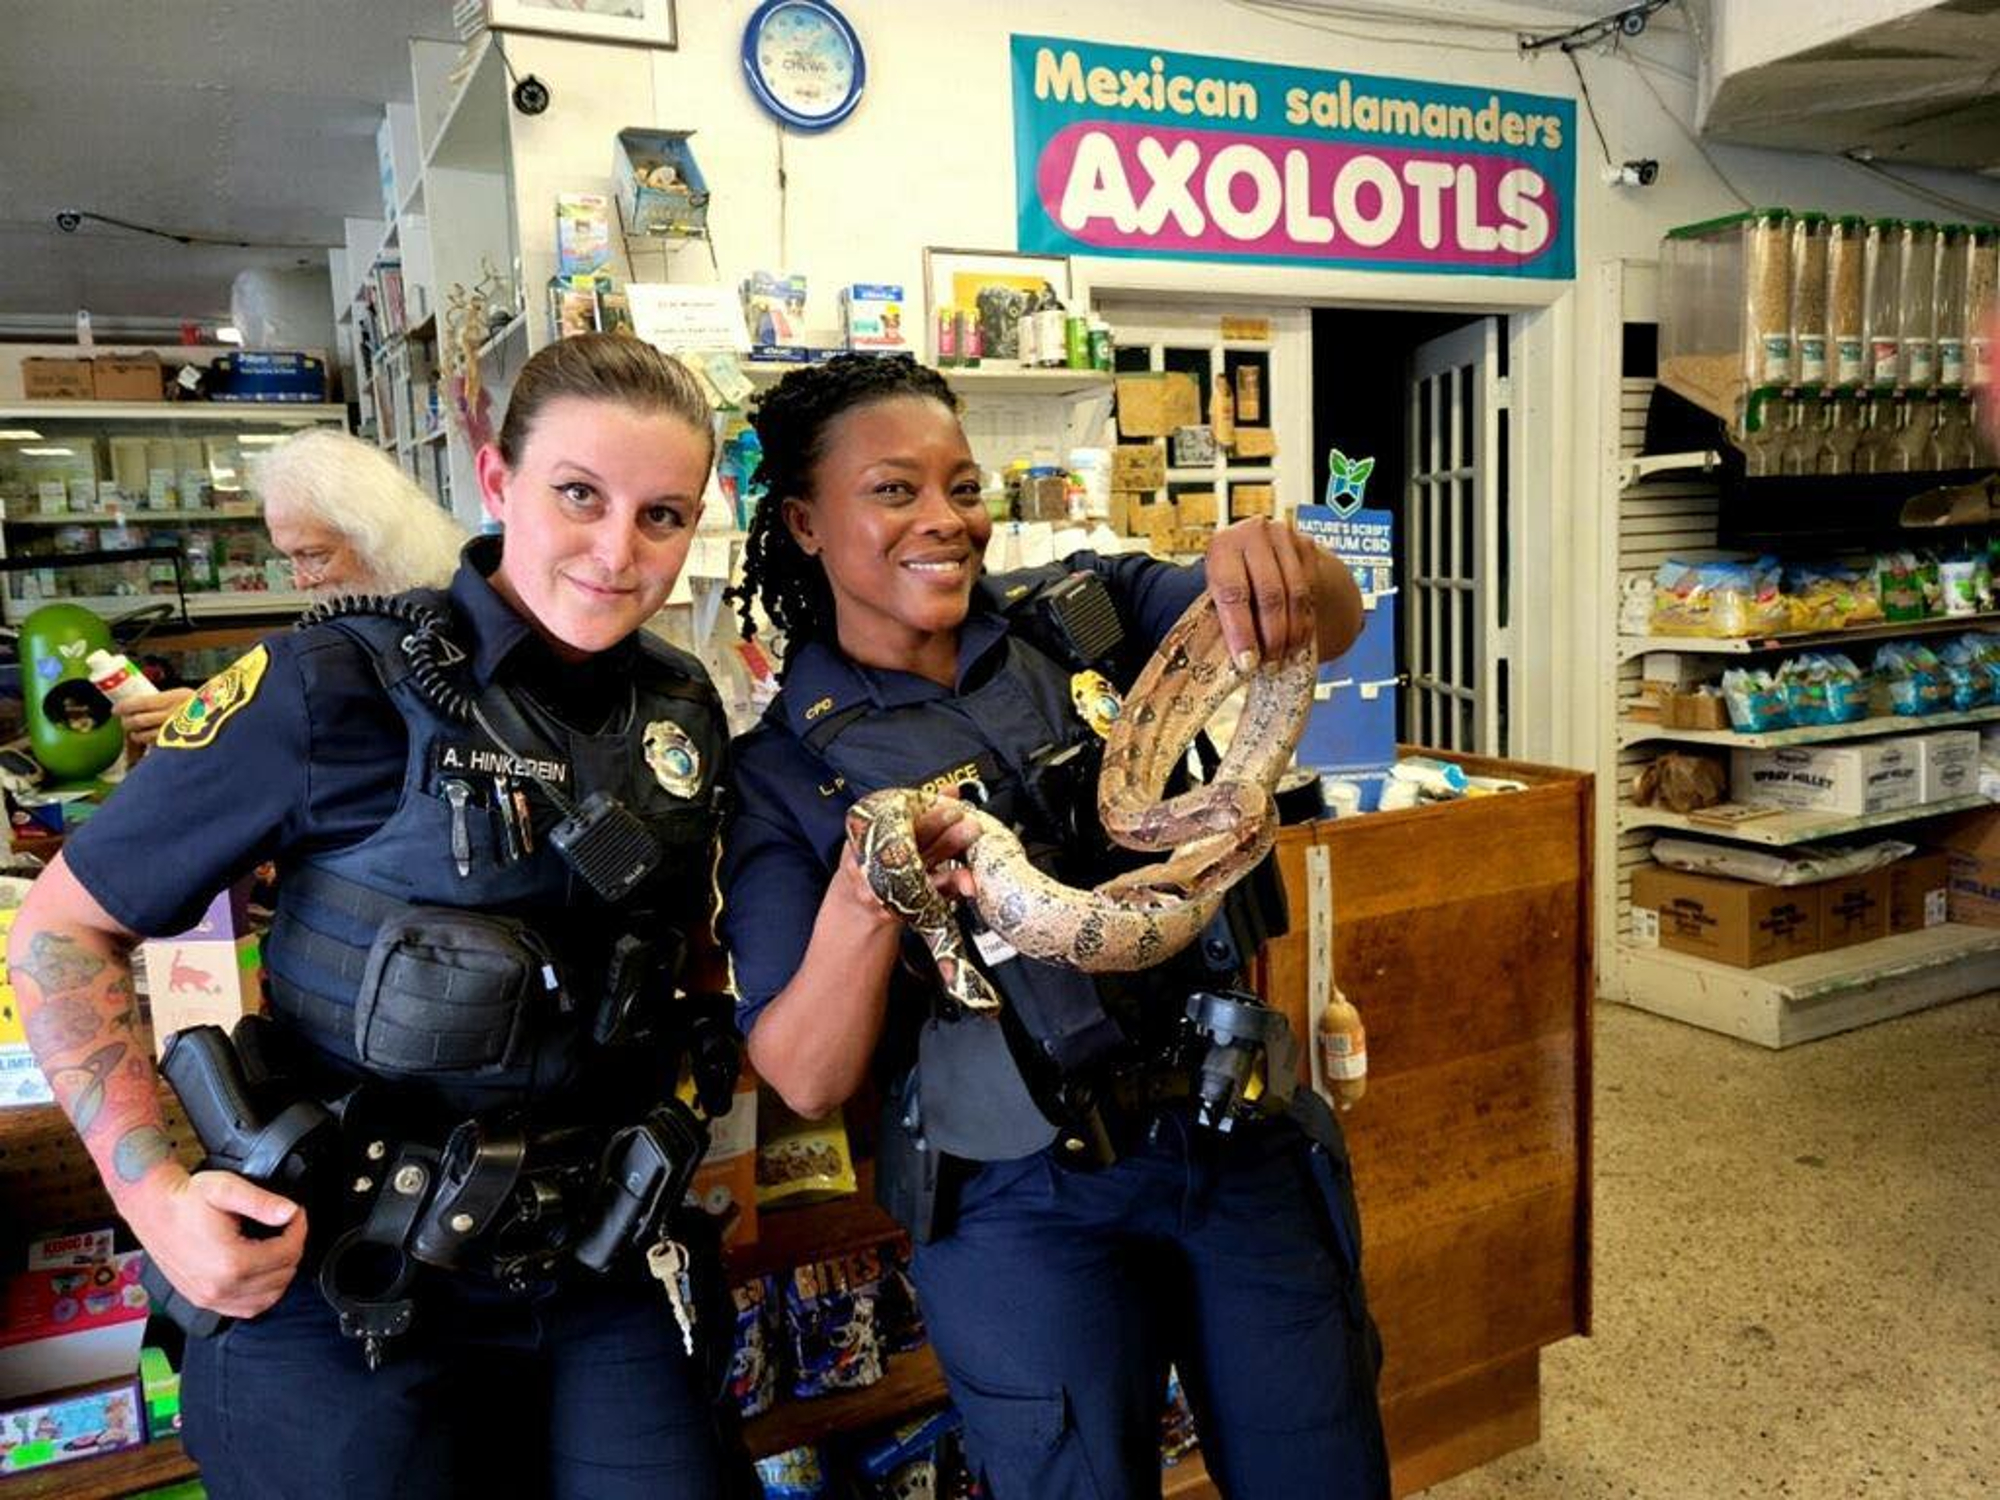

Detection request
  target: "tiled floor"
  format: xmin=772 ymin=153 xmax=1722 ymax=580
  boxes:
xmin=1419 ymin=995 xmax=2000 ymax=1499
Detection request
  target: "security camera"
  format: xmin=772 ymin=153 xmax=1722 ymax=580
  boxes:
xmin=1618 ymin=6 xmax=1649 ymax=36
xmin=1602 ymin=159 xmax=1660 ymax=188
xmin=53 ymin=210 xmax=82 ymax=233
xmin=511 ymin=74 xmax=550 ymax=115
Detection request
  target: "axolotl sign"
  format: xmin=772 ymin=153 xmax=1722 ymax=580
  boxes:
xmin=1012 ymin=35 xmax=1574 ymax=279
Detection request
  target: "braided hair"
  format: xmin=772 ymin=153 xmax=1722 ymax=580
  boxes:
xmin=729 ymin=354 xmax=958 ymax=659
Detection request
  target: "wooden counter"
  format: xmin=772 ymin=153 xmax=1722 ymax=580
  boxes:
xmin=1254 ymin=754 xmax=1594 ymax=1496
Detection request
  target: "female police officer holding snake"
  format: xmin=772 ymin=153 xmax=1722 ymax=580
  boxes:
xmin=9 ymin=334 xmax=749 ymax=1498
xmin=722 ymin=354 xmax=1390 ymax=1499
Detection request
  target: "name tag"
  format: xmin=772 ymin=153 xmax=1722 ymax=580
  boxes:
xmin=971 ymin=926 xmax=1019 ymax=966
xmin=434 ymin=741 xmax=571 ymax=786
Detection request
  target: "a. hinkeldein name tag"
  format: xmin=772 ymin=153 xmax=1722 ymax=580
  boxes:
xmin=433 ymin=740 xmax=571 ymax=786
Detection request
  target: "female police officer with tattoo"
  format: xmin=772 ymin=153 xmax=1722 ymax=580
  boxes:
xmin=9 ymin=334 xmax=745 ymax=1499
xmin=721 ymin=355 xmax=1390 ymax=1499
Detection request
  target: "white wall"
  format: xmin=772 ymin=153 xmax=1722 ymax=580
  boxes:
xmin=496 ymin=1 xmax=2000 ymax=767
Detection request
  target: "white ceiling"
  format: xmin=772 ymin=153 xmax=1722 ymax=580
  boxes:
xmin=0 ymin=0 xmax=449 ymax=325
xmin=3 ymin=0 xmax=1991 ymax=327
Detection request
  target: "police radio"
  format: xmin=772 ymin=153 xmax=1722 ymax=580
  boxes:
xmin=469 ymin=697 xmax=664 ymax=903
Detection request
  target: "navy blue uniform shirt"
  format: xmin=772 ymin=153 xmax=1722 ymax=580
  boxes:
xmin=720 ymin=551 xmax=1206 ymax=1037
xmin=65 ymin=536 xmax=641 ymax=938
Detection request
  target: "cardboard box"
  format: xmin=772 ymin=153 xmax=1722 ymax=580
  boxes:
xmin=0 ymin=1251 xmax=149 ymax=1400
xmin=1176 ymin=490 xmax=1218 ymax=527
xmin=91 ymin=354 xmax=163 ymax=402
xmin=1889 ymin=851 xmax=1952 ymax=933
xmin=1232 ymin=425 xmax=1277 ymax=459
xmin=0 ymin=1378 xmax=145 ymax=1476
xmin=689 ymin=1068 xmax=758 ymax=1250
xmin=1730 ymin=740 xmax=1922 ymax=816
xmin=1819 ymin=867 xmax=1890 ymax=950
xmin=1629 ymin=865 xmax=1820 ymax=968
xmin=21 ymin=358 xmax=93 ymax=401
xmin=1114 ymin=372 xmax=1198 ymax=437
xmin=840 ymin=284 xmax=908 ymax=351
xmin=1934 ymin=807 xmax=2000 ymax=927
xmin=1662 ymin=690 xmax=1730 ymax=730
xmin=0 ymin=906 xmax=53 ymax=1108
xmin=138 ymin=883 xmax=264 ymax=1053
xmin=1919 ymin=730 xmax=1980 ymax=803
xmin=1110 ymin=443 xmax=1166 ymax=492
xmin=1231 ymin=482 xmax=1275 ymax=518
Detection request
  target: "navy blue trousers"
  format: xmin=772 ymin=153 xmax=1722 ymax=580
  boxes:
xmin=910 ymin=1109 xmax=1389 ymax=1500
xmin=181 ymin=1267 xmax=732 ymax=1500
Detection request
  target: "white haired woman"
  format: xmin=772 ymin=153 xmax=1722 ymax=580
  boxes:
xmin=117 ymin=430 xmax=469 ymax=746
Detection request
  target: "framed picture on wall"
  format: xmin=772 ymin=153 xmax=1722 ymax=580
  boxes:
xmin=485 ymin=0 xmax=677 ymax=49
xmin=922 ymin=248 xmax=1071 ymax=366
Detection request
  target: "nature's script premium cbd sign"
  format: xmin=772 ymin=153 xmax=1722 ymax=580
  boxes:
xmin=1013 ymin=35 xmax=1575 ymax=279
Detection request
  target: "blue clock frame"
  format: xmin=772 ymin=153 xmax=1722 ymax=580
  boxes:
xmin=741 ymin=0 xmax=866 ymax=133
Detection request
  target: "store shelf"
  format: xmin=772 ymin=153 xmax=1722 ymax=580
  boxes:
xmin=0 ymin=402 xmax=346 ymax=423
xmin=1609 ymin=923 xmax=2000 ymax=1048
xmin=1617 ymin=793 xmax=1989 ymax=845
xmin=1162 ymin=1452 xmax=1218 ymax=1499
xmin=6 ymin=507 xmax=264 ymax=527
xmin=727 ymin=1164 xmax=903 ymax=1284
xmin=740 ymin=361 xmax=1114 ymax=399
xmin=476 ymin=313 xmax=527 ymax=363
xmin=425 ymin=33 xmax=506 ymax=173
xmin=1618 ymin=703 xmax=2000 ymax=749
xmin=4 ymin=591 xmax=313 ymax=622
xmin=944 ymin=366 xmax=1114 ymax=397
xmin=415 ymin=426 xmax=448 ymax=447
xmin=1616 ymin=611 xmax=2000 ymax=662
xmin=0 ymin=1436 xmax=196 ymax=1499
xmin=743 ymin=1346 xmax=949 ymax=1458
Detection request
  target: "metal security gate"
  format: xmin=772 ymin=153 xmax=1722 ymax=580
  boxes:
xmin=1406 ymin=317 xmax=1510 ymax=754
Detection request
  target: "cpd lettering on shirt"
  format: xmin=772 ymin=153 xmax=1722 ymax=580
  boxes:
xmin=1013 ymin=36 xmax=1575 ymax=280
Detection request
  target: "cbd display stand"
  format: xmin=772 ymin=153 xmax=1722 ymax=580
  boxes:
xmin=1254 ymin=752 xmax=1594 ymax=1496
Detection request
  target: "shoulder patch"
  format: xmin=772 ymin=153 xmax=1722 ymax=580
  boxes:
xmin=158 ymin=646 xmax=270 ymax=751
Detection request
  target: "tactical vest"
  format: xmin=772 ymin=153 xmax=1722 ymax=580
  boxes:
xmin=262 ymin=600 xmax=727 ymax=1125
xmin=780 ymin=578 xmax=1229 ymax=1163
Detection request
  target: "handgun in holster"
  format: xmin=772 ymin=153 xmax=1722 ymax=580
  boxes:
xmin=572 ymin=1100 xmax=708 ymax=1272
xmin=142 ymin=1017 xmax=338 ymax=1337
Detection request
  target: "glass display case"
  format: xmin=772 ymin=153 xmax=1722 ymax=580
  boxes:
xmin=0 ymin=401 xmax=346 ymax=623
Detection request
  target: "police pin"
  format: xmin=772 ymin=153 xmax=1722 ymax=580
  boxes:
xmin=1070 ymin=670 xmax=1123 ymax=739
xmin=643 ymin=719 xmax=703 ymax=798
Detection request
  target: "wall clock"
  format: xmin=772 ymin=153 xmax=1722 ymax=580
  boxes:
xmin=742 ymin=0 xmax=866 ymax=132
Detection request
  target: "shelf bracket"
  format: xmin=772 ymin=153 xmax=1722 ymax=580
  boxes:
xmin=1619 ymin=450 xmax=1722 ymax=490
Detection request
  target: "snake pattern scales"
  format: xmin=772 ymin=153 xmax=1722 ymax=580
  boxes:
xmin=845 ymin=593 xmax=1316 ymax=1012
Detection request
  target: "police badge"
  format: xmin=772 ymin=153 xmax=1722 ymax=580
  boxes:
xmin=1069 ymin=670 xmax=1123 ymax=739
xmin=643 ymin=718 xmax=703 ymax=798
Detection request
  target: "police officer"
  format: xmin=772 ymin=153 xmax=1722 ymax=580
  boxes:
xmin=721 ymin=354 xmax=1390 ymax=1499
xmin=9 ymin=334 xmax=744 ymax=1499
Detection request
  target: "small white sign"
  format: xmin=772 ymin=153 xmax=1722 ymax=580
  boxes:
xmin=1924 ymin=889 xmax=1948 ymax=928
xmin=626 ymin=283 xmax=752 ymax=354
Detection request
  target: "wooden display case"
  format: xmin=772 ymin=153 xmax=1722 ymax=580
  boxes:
xmin=1254 ymin=753 xmax=1594 ymax=1497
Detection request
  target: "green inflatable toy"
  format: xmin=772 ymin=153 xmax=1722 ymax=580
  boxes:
xmin=21 ymin=603 xmax=125 ymax=784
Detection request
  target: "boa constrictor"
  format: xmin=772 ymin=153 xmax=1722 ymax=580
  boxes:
xmin=844 ymin=593 xmax=1316 ymax=1012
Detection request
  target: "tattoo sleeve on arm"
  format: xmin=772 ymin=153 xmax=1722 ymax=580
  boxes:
xmin=14 ymin=931 xmax=175 ymax=1192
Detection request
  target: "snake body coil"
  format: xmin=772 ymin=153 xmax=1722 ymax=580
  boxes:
xmin=845 ymin=594 xmax=1315 ymax=1012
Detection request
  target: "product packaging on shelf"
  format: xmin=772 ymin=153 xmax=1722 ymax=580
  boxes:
xmin=1730 ymin=740 xmax=1922 ymax=817
xmin=1819 ymin=867 xmax=1891 ymax=950
xmin=0 ymin=1377 xmax=145 ymax=1477
xmin=1888 ymin=850 xmax=1951 ymax=932
xmin=840 ymin=284 xmax=908 ymax=351
xmin=1629 ymin=865 xmax=1821 ymax=968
